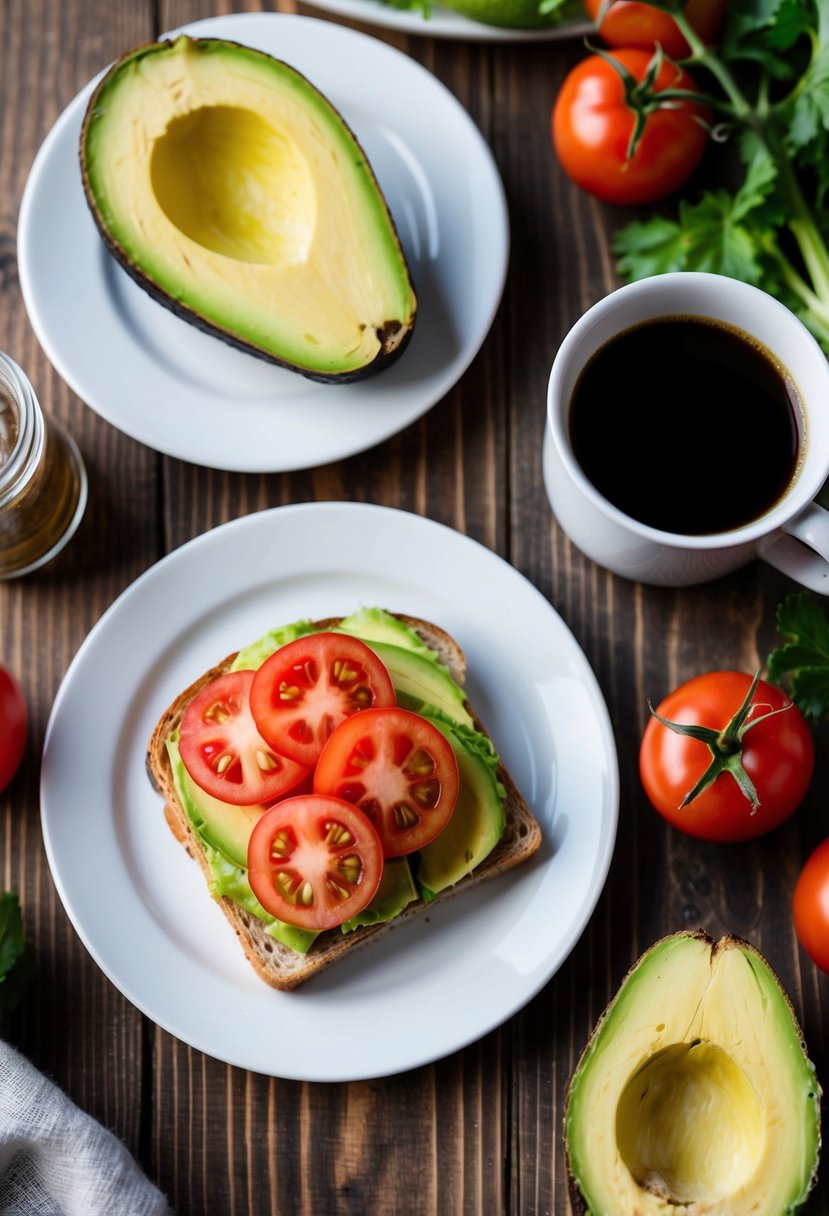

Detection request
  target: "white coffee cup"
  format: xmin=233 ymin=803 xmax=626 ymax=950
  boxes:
xmin=543 ymin=272 xmax=829 ymax=591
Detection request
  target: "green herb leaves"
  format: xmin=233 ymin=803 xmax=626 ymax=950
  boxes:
xmin=768 ymin=592 xmax=829 ymax=721
xmin=0 ymin=892 xmax=31 ymax=1021
xmin=613 ymin=0 xmax=829 ymax=352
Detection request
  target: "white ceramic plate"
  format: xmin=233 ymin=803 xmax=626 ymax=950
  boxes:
xmin=17 ymin=14 xmax=509 ymax=473
xmin=300 ymin=0 xmax=592 ymax=41
xmin=41 ymin=503 xmax=618 ymax=1081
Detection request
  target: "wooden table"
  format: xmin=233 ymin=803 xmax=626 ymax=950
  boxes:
xmin=2 ymin=2 xmax=826 ymax=1212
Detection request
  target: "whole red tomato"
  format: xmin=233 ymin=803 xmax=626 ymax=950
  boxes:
xmin=640 ymin=671 xmax=814 ymax=843
xmin=552 ymin=49 xmax=709 ymax=206
xmin=0 ymin=667 xmax=27 ymax=794
xmin=793 ymin=840 xmax=829 ymax=974
xmin=584 ymin=0 xmax=726 ymax=59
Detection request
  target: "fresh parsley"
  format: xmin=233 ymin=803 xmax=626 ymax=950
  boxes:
xmin=0 ymin=893 xmax=32 ymax=1021
xmin=613 ymin=0 xmax=829 ymax=353
xmin=768 ymin=592 xmax=829 ymax=721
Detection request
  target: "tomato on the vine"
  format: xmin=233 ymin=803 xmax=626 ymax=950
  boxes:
xmin=639 ymin=671 xmax=814 ymax=843
xmin=0 ymin=667 xmax=27 ymax=795
xmin=552 ymin=48 xmax=709 ymax=206
xmin=247 ymin=793 xmax=384 ymax=931
xmin=793 ymin=840 xmax=829 ymax=975
xmin=584 ymin=0 xmax=726 ymax=59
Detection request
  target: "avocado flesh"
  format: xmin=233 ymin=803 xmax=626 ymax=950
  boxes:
xmin=438 ymin=0 xmax=575 ymax=28
xmin=415 ymin=724 xmax=505 ymax=898
xmin=363 ymin=640 xmax=475 ymax=731
xmin=171 ymin=743 xmax=267 ymax=869
xmin=566 ymin=931 xmax=821 ymax=1215
xmin=335 ymin=608 xmax=445 ymax=664
xmin=80 ymin=36 xmax=416 ymax=381
xmin=340 ymin=858 xmax=418 ymax=931
xmin=167 ymin=738 xmax=317 ymax=953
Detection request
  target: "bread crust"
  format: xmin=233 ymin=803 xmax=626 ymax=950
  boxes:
xmin=147 ymin=614 xmax=542 ymax=990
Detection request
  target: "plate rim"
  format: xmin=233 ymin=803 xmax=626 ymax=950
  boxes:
xmin=17 ymin=12 xmax=509 ymax=473
xmin=300 ymin=0 xmax=594 ymax=41
xmin=40 ymin=503 xmax=619 ymax=1080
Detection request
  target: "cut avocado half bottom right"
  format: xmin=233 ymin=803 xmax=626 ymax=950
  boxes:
xmin=565 ymin=930 xmax=822 ymax=1215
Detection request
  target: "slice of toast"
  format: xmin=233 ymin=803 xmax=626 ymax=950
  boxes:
xmin=146 ymin=613 xmax=543 ymax=990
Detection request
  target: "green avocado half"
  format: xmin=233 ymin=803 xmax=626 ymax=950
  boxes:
xmin=565 ymin=930 xmax=822 ymax=1215
xmin=80 ymin=35 xmax=416 ymax=382
xmin=438 ymin=0 xmax=576 ymax=29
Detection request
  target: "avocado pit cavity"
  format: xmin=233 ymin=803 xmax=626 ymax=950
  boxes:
xmin=150 ymin=105 xmax=316 ymax=266
xmin=616 ymin=1040 xmax=765 ymax=1204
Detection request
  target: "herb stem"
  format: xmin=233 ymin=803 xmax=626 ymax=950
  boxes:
xmin=671 ymin=9 xmax=752 ymax=120
xmin=766 ymin=240 xmax=829 ymax=345
xmin=765 ymin=129 xmax=829 ymax=307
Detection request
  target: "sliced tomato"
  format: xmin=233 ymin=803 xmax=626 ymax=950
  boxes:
xmin=247 ymin=794 xmax=384 ymax=930
xmin=249 ymin=632 xmax=396 ymax=767
xmin=313 ymin=707 xmax=459 ymax=858
xmin=179 ymin=670 xmax=310 ymax=806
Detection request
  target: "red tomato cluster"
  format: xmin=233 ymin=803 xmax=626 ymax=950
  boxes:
xmin=179 ymin=633 xmax=459 ymax=932
xmin=551 ymin=1 xmax=724 ymax=205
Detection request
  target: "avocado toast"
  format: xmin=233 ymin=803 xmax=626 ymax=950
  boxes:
xmin=146 ymin=608 xmax=543 ymax=990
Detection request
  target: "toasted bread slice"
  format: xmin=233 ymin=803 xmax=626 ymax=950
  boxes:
xmin=146 ymin=613 xmax=542 ymax=990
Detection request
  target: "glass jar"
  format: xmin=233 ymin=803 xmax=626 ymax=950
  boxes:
xmin=0 ymin=352 xmax=87 ymax=579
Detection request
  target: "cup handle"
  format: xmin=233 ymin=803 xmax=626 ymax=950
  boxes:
xmin=757 ymin=502 xmax=829 ymax=594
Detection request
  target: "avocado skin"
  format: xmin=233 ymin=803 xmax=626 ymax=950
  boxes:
xmin=79 ymin=36 xmax=417 ymax=383
xmin=415 ymin=721 xmax=505 ymax=899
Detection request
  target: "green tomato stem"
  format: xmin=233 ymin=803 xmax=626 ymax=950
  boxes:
xmin=648 ymin=672 xmax=798 ymax=813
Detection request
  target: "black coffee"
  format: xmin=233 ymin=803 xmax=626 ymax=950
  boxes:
xmin=568 ymin=315 xmax=802 ymax=535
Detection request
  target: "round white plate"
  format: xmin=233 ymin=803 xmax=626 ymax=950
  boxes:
xmin=17 ymin=14 xmax=509 ymax=473
xmin=301 ymin=0 xmax=592 ymax=41
xmin=41 ymin=503 xmax=619 ymax=1081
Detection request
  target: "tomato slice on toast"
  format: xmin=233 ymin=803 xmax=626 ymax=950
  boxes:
xmin=247 ymin=794 xmax=384 ymax=930
xmin=249 ymin=632 xmax=396 ymax=767
xmin=179 ymin=670 xmax=310 ymax=806
xmin=314 ymin=707 xmax=459 ymax=857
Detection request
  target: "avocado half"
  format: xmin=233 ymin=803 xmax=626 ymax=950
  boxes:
xmin=79 ymin=35 xmax=417 ymax=382
xmin=438 ymin=0 xmax=572 ymax=29
xmin=565 ymin=930 xmax=822 ymax=1215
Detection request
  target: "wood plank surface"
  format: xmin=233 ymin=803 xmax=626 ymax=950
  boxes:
xmin=1 ymin=0 xmax=826 ymax=1213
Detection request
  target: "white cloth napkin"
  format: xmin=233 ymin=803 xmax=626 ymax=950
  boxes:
xmin=0 ymin=1041 xmax=173 ymax=1215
